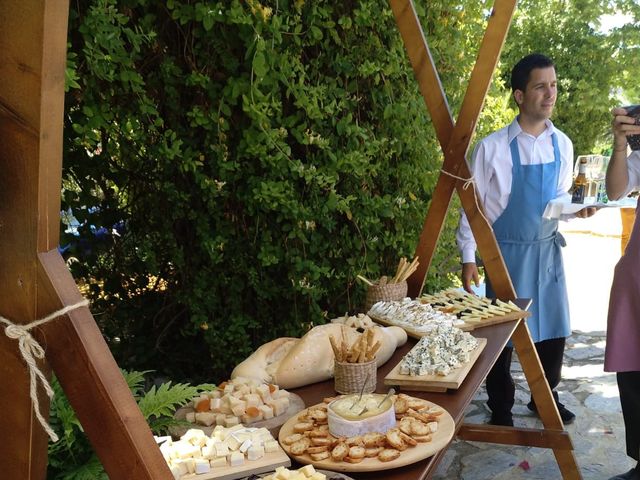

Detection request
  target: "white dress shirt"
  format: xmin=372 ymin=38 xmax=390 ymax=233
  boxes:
xmin=624 ymin=150 xmax=640 ymax=193
xmin=457 ymin=117 xmax=574 ymax=264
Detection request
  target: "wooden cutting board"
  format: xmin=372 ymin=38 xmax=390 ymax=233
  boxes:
xmin=371 ymin=309 xmax=528 ymax=339
xmin=180 ymin=448 xmax=291 ymax=480
xmin=383 ymin=338 xmax=487 ymax=392
xmin=171 ymin=393 xmax=306 ymax=439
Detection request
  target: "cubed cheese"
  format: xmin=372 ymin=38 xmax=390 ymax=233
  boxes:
xmin=229 ymin=450 xmax=244 ymax=467
xmin=195 ymin=412 xmax=216 ymax=427
xmin=247 ymin=444 xmax=265 ymax=461
xmin=194 ymin=458 xmax=210 ymax=474
xmin=298 ymin=465 xmax=316 ymax=477
xmin=264 ymin=439 xmax=279 ymax=453
xmin=258 ymin=404 xmax=274 ymax=419
xmin=210 ymin=457 xmax=227 ymax=468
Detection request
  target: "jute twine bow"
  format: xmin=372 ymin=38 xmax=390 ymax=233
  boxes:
xmin=0 ymin=299 xmax=90 ymax=442
xmin=441 ymin=169 xmax=493 ymax=229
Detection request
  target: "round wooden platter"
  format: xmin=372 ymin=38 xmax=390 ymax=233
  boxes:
xmin=277 ymin=399 xmax=455 ymax=472
xmin=171 ymin=393 xmax=306 ymax=438
xmin=258 ymin=469 xmax=355 ymax=480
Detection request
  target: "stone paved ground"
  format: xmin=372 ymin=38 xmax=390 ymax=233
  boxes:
xmin=433 ymin=208 xmax=635 ymax=479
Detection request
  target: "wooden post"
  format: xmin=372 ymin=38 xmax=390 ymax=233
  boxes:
xmin=0 ymin=1 xmax=172 ymax=478
xmin=390 ymin=1 xmax=582 ymax=478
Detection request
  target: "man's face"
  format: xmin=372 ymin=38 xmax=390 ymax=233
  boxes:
xmin=514 ymin=66 xmax=557 ymax=121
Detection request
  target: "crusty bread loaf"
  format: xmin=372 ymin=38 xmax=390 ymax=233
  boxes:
xmin=230 ymin=324 xmax=408 ymax=389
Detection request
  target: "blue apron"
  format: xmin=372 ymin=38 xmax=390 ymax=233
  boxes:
xmin=486 ymin=133 xmax=571 ymax=342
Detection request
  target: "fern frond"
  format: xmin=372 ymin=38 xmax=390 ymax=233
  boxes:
xmin=137 ymin=382 xmax=199 ymax=420
xmin=122 ymin=369 xmax=153 ymax=397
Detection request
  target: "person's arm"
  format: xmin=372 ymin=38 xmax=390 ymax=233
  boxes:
xmin=606 ymin=107 xmax=640 ymax=200
xmin=457 ymin=142 xmax=488 ymax=292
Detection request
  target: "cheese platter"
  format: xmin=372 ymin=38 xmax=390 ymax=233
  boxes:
xmin=368 ymin=290 xmax=530 ymax=338
xmin=172 ymin=393 xmax=306 ymax=438
xmin=277 ymin=395 xmax=455 ymax=472
xmin=384 ymin=338 xmax=487 ymax=392
xmin=159 ymin=424 xmax=290 ymax=480
xmin=179 ymin=449 xmax=290 ymax=480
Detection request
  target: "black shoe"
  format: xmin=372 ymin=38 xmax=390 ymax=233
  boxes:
xmin=488 ymin=412 xmax=513 ymax=427
xmin=527 ymin=400 xmax=576 ymax=425
xmin=608 ymin=467 xmax=640 ymax=480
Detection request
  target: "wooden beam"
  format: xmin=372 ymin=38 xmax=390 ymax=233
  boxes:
xmin=38 ymin=251 xmax=174 ymax=479
xmin=458 ymin=423 xmax=573 ymax=449
xmin=391 ymin=1 xmax=582 ymax=478
xmin=392 ymin=0 xmax=516 ymax=298
xmin=0 ymin=1 xmax=172 ymax=478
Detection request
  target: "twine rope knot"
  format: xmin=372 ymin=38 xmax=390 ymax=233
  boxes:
xmin=440 ymin=169 xmax=492 ymax=229
xmin=0 ymin=299 xmax=89 ymax=442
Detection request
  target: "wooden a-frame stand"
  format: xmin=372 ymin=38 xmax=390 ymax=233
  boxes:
xmin=390 ymin=1 xmax=581 ymax=478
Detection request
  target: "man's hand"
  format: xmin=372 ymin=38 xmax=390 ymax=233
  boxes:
xmin=462 ymin=262 xmax=480 ymax=293
xmin=575 ymin=206 xmax=597 ymax=218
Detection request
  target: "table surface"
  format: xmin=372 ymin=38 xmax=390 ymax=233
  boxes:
xmin=289 ymin=304 xmax=528 ymax=480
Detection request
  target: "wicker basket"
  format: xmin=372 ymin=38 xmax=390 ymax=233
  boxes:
xmin=364 ymin=280 xmax=408 ymax=312
xmin=334 ymin=359 xmax=377 ymax=395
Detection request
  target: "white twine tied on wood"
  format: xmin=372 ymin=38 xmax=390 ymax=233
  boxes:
xmin=440 ymin=169 xmax=493 ymax=229
xmin=0 ymin=299 xmax=90 ymax=442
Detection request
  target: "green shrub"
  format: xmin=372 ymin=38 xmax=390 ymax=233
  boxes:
xmin=63 ymin=0 xmax=475 ymax=382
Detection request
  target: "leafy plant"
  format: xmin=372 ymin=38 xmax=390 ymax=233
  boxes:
xmin=47 ymin=371 xmax=210 ymax=479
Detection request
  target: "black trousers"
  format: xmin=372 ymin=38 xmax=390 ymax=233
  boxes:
xmin=618 ymin=371 xmax=640 ymax=462
xmin=486 ymin=337 xmax=566 ymax=416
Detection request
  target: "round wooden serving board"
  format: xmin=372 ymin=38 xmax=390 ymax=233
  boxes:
xmin=277 ymin=399 xmax=455 ymax=472
xmin=171 ymin=393 xmax=305 ymax=438
xmin=259 ymin=469 xmax=355 ymax=480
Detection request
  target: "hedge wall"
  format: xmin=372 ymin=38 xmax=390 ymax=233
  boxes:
xmin=63 ymin=0 xmax=496 ymax=382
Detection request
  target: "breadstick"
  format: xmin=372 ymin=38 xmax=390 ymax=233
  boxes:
xmin=329 ymin=335 xmax=342 ymax=362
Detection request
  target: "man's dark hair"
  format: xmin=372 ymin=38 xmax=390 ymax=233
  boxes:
xmin=510 ymin=54 xmax=555 ymax=93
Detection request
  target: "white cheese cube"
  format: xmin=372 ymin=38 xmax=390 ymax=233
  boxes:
xmin=195 ymin=411 xmax=217 ymax=427
xmin=247 ymin=444 xmax=265 ymax=461
xmin=214 ymin=443 xmax=229 ymax=457
xmin=244 ymin=393 xmax=260 ymax=408
xmin=224 ymin=415 xmax=240 ymax=427
xmin=229 ymin=450 xmax=244 ymax=467
xmin=215 ymin=413 xmax=226 ymax=426
xmin=185 ymin=411 xmax=196 ymax=423
xmin=183 ymin=428 xmax=207 ymax=446
xmin=258 ymin=404 xmax=274 ymax=419
xmin=272 ymin=389 xmax=289 ymax=400
xmin=210 ymin=457 xmax=227 ymax=468
xmin=223 ymin=384 xmax=235 ymax=395
xmin=239 ymin=438 xmax=253 ymax=454
xmin=210 ymin=397 xmax=222 ymax=412
xmin=168 ymin=464 xmax=182 ymax=480
xmin=264 ymin=439 xmax=279 ymax=453
xmin=194 ymin=458 xmax=211 ymax=474
xmin=230 ymin=400 xmax=247 ymax=417
xmin=201 ymin=443 xmax=217 ymax=460
xmin=299 ymin=465 xmax=316 ymax=477
xmin=171 ymin=459 xmax=189 ymax=476
xmin=224 ymin=435 xmax=241 ymax=451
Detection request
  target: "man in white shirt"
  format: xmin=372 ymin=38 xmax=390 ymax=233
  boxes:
xmin=457 ymin=53 xmax=595 ymax=426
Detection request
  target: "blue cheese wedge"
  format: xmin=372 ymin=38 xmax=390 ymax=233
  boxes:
xmin=398 ymin=324 xmax=478 ymax=376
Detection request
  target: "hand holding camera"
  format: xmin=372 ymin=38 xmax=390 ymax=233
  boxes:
xmin=619 ymin=104 xmax=640 ymax=151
